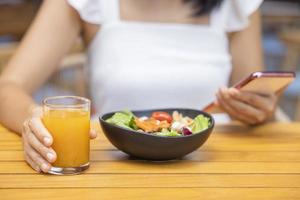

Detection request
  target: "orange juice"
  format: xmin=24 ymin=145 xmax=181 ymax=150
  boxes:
xmin=43 ymin=109 xmax=90 ymax=167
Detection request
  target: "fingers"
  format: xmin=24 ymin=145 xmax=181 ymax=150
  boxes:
xmin=216 ymin=89 xmax=259 ymax=124
xmin=23 ymin=115 xmax=97 ymax=173
xmin=228 ymin=88 xmax=277 ymax=117
xmin=89 ymin=129 xmax=98 ymax=139
xmin=22 ymin=119 xmax=56 ymax=173
xmin=25 ymin=129 xmax=56 ymax=162
xmin=28 ymin=117 xmax=53 ymax=147
xmin=24 ymin=153 xmax=41 ymax=173
xmin=23 ymin=141 xmax=50 ymax=173
xmin=216 ymin=87 xmax=277 ymax=125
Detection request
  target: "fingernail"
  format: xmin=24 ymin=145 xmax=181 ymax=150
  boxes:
xmin=35 ymin=166 xmax=41 ymax=172
xmin=47 ymin=153 xmax=55 ymax=162
xmin=44 ymin=137 xmax=51 ymax=146
xmin=41 ymin=163 xmax=49 ymax=172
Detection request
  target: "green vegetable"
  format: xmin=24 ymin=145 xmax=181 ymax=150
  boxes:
xmin=106 ymin=110 xmax=138 ymax=130
xmin=190 ymin=115 xmax=210 ymax=133
xmin=106 ymin=110 xmax=210 ymax=137
xmin=155 ymin=128 xmax=181 ymax=137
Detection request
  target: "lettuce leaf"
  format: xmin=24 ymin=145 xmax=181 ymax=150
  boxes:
xmin=190 ymin=115 xmax=210 ymax=133
xmin=106 ymin=111 xmax=138 ymax=130
xmin=155 ymin=128 xmax=181 ymax=137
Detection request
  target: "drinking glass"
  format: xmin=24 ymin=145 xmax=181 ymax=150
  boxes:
xmin=42 ymin=96 xmax=90 ymax=175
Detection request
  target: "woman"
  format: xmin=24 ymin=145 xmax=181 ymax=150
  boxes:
xmin=0 ymin=0 xmax=277 ymax=173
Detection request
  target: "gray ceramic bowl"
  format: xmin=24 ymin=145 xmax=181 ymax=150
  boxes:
xmin=99 ymin=108 xmax=214 ymax=160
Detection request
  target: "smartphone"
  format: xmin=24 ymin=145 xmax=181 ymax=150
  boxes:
xmin=203 ymin=71 xmax=296 ymax=113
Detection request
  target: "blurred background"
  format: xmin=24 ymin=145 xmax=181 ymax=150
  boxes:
xmin=0 ymin=0 xmax=299 ymax=120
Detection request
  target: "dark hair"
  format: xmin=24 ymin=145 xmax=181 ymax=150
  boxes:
xmin=184 ymin=0 xmax=224 ymax=16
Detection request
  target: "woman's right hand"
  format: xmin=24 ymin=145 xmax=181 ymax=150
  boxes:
xmin=22 ymin=117 xmax=57 ymax=173
xmin=21 ymin=109 xmax=98 ymax=173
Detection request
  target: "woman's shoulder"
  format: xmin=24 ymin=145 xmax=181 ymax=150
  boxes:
xmin=66 ymin=0 xmax=264 ymax=32
xmin=217 ymin=0 xmax=263 ymax=32
xmin=67 ymin=0 xmax=103 ymax=25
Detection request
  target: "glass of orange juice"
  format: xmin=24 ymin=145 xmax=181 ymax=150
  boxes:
xmin=42 ymin=96 xmax=90 ymax=175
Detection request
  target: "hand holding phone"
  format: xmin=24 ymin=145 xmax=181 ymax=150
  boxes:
xmin=204 ymin=71 xmax=295 ymax=113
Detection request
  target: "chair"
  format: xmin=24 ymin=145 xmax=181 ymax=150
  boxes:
xmin=0 ymin=0 xmax=89 ymax=97
xmin=0 ymin=1 xmax=39 ymax=40
xmin=0 ymin=41 xmax=88 ymax=97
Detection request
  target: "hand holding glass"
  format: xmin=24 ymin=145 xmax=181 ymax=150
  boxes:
xmin=42 ymin=96 xmax=90 ymax=175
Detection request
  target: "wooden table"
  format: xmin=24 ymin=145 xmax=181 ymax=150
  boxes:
xmin=1 ymin=123 xmax=300 ymax=200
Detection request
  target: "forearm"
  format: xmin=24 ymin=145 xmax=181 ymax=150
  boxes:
xmin=0 ymin=81 xmax=37 ymax=134
xmin=229 ymin=10 xmax=264 ymax=85
xmin=0 ymin=0 xmax=82 ymax=134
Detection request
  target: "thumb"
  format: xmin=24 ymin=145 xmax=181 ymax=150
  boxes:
xmin=89 ymin=128 xmax=98 ymax=139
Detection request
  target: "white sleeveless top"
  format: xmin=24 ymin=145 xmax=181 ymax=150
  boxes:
xmin=68 ymin=0 xmax=263 ymax=115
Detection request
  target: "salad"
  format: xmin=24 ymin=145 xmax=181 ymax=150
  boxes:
xmin=106 ymin=110 xmax=210 ymax=137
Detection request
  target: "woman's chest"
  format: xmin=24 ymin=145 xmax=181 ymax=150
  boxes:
xmin=86 ymin=21 xmax=232 ymax=113
xmin=88 ymin=23 xmax=229 ymax=67
xmin=88 ymin=24 xmax=232 ymax=94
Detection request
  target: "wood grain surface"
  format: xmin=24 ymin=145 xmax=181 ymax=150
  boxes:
xmin=0 ymin=123 xmax=300 ymax=200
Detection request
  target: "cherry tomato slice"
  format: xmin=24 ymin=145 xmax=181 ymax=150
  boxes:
xmin=151 ymin=112 xmax=173 ymax=123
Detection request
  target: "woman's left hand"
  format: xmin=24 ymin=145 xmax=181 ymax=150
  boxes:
xmin=216 ymin=87 xmax=278 ymax=125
